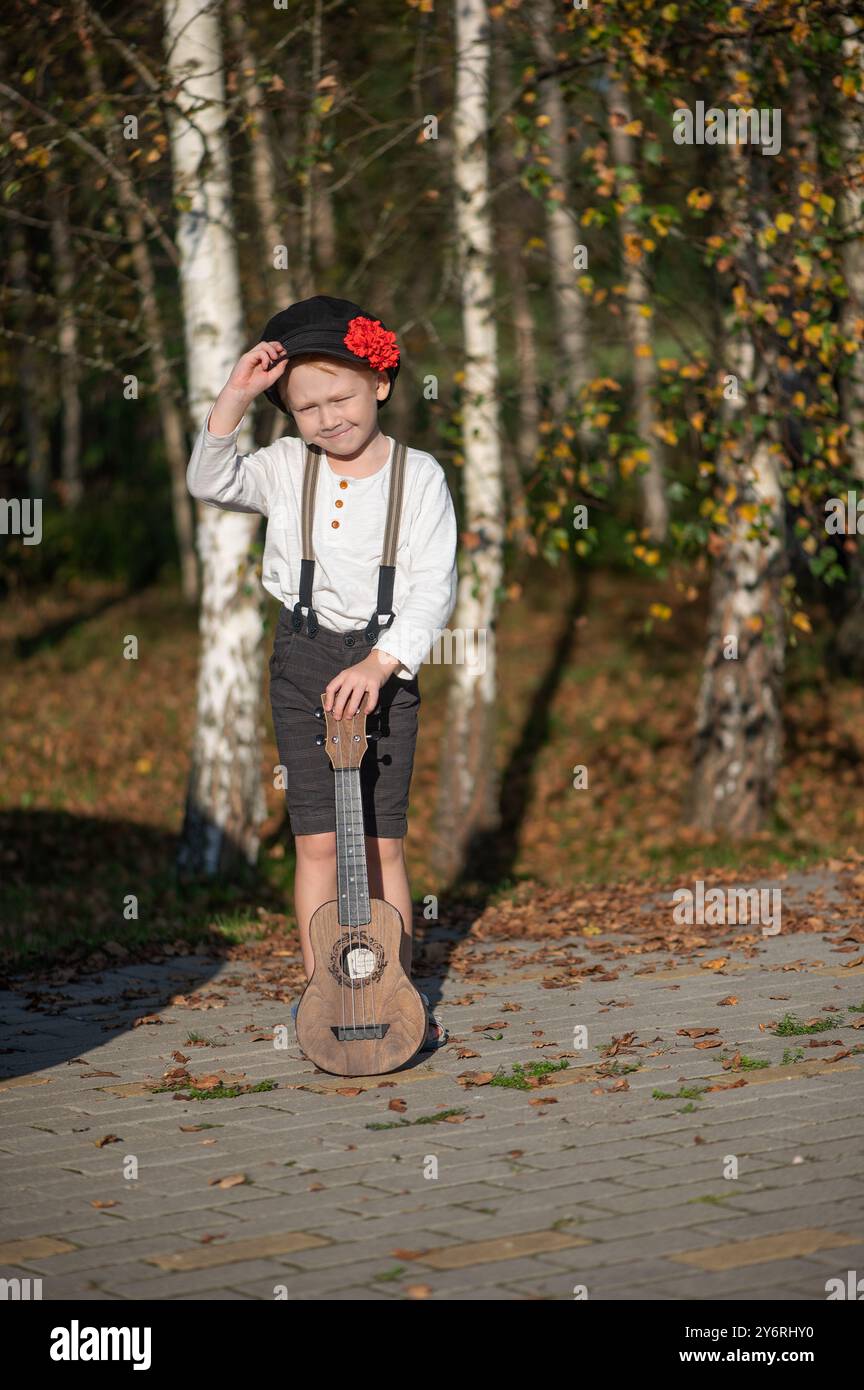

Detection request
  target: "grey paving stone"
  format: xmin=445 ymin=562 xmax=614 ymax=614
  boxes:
xmin=1 ymin=931 xmax=861 ymax=1301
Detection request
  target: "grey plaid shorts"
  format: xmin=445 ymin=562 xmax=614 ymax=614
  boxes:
xmin=268 ymin=604 xmax=421 ymax=839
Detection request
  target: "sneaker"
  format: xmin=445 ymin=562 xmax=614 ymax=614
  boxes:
xmin=418 ymin=991 xmax=448 ymax=1051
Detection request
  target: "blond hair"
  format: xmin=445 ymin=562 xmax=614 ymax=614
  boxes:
xmin=277 ymin=353 xmax=364 ymax=411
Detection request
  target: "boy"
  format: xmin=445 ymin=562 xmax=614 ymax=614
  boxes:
xmin=186 ymin=295 xmax=458 ymax=1050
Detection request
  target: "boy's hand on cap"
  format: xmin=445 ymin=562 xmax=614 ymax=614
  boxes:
xmin=225 ymin=342 xmax=289 ymax=401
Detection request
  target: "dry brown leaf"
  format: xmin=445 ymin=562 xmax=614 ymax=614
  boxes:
xmin=387 ymin=1098 xmax=407 ymax=1113
xmin=208 ymin=1173 xmax=248 ymax=1189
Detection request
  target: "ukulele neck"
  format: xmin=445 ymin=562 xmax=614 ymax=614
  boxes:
xmin=333 ymin=767 xmax=371 ymax=926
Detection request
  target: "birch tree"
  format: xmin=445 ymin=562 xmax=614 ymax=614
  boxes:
xmin=433 ymin=0 xmax=504 ymax=879
xmin=688 ymin=68 xmax=786 ymax=836
xmin=531 ymin=0 xmax=590 ymax=422
xmin=606 ymin=65 xmax=668 ymax=542
xmin=164 ymin=0 xmax=266 ymax=874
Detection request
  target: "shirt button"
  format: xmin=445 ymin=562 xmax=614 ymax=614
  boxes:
xmin=335 ymin=499 xmax=343 ymax=508
xmin=331 ymin=520 xmax=339 ymax=529
xmin=339 ymin=480 xmax=348 ymax=490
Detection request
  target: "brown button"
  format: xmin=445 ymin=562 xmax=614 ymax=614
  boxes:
xmin=331 ymin=520 xmax=339 ymax=529
xmin=335 ymin=499 xmax=343 ymax=508
xmin=339 ymin=480 xmax=349 ymax=490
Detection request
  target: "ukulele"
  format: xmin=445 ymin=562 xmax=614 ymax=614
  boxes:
xmin=293 ymin=694 xmax=429 ymax=1076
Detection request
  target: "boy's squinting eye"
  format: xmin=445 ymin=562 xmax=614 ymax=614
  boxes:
xmin=298 ymin=395 xmax=354 ymax=412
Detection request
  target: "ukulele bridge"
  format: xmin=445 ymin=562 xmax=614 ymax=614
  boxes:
xmin=330 ymin=1023 xmax=390 ymax=1042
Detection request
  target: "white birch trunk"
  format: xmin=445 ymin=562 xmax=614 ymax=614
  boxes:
xmin=607 ymin=68 xmax=668 ymax=542
xmin=688 ymin=88 xmax=786 ymax=835
xmin=531 ymin=0 xmax=590 ymax=422
xmin=164 ymin=0 xmax=266 ymax=873
xmin=433 ymin=0 xmax=504 ymax=878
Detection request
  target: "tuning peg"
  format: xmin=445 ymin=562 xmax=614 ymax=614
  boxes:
xmin=314 ymin=734 xmax=326 ymax=746
xmin=313 ymin=705 xmax=324 ymax=720
xmin=367 ymin=731 xmax=381 ymax=742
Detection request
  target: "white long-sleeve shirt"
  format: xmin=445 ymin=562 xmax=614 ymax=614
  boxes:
xmin=186 ymin=414 xmax=459 ymax=680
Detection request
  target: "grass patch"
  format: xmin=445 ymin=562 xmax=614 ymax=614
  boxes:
xmin=720 ymin=1053 xmax=771 ymax=1070
xmin=652 ymin=1084 xmax=707 ymax=1100
xmin=365 ymin=1107 xmax=467 ymax=1131
xmin=151 ymin=1078 xmax=277 ymax=1100
xmin=489 ymin=1059 xmax=571 ymax=1090
xmin=771 ymin=1012 xmax=845 ymax=1036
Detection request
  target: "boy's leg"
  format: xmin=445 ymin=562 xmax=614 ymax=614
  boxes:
xmin=365 ymin=835 xmax=413 ymax=975
xmin=293 ymin=831 xmax=337 ymax=979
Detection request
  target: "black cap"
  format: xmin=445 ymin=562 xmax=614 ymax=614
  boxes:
xmin=257 ymin=294 xmax=401 ymax=415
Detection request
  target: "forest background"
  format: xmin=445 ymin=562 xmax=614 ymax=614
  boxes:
xmin=1 ymin=0 xmax=863 ymax=968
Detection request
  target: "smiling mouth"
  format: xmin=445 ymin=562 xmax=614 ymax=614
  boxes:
xmin=323 ymin=426 xmax=352 ymax=440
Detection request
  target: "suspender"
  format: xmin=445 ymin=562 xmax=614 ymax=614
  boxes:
xmin=291 ymin=438 xmax=408 ymax=644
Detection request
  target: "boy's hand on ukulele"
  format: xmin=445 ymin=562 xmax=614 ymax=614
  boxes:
xmin=324 ymin=653 xmax=398 ymax=721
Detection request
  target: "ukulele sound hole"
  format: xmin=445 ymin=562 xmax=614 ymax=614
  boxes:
xmin=328 ymin=931 xmax=386 ymax=988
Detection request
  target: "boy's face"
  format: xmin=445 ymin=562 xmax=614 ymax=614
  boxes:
xmin=280 ymin=358 xmax=390 ymax=454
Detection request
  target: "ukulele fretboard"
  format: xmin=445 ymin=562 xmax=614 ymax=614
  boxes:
xmin=334 ymin=767 xmax=372 ymax=926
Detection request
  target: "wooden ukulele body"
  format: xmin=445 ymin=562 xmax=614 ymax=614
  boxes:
xmin=296 ymin=897 xmax=428 ymax=1076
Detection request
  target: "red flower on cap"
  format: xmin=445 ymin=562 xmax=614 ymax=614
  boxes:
xmin=343 ymin=315 xmax=400 ymax=371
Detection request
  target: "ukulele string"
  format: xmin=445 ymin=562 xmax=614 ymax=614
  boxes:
xmin=349 ymin=704 xmax=373 ymax=1034
xmin=337 ymin=707 xmax=356 ymax=1037
xmin=355 ymin=704 xmax=377 ymax=1033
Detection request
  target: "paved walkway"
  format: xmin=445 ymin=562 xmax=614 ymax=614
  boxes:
xmin=2 ymin=889 xmax=864 ymax=1300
